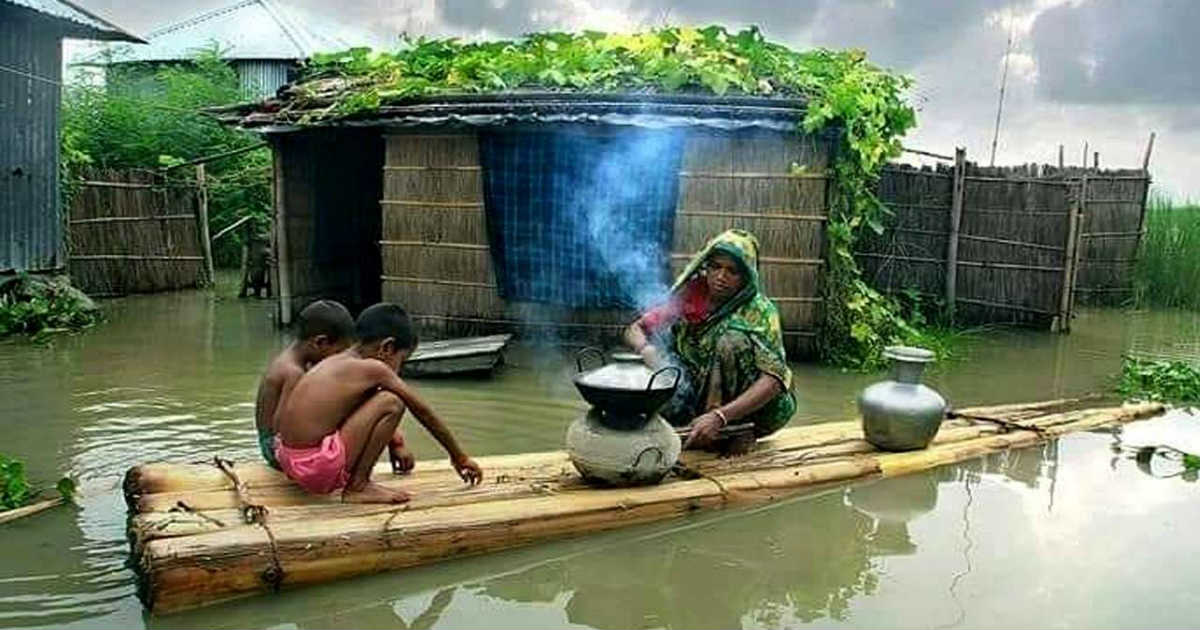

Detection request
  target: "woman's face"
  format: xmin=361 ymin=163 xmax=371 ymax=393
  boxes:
xmin=704 ymin=253 xmax=745 ymax=302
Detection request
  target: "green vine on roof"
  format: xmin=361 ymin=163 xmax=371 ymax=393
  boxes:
xmin=292 ymin=25 xmax=918 ymax=369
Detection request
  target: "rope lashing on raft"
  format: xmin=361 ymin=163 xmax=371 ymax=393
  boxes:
xmin=211 ymin=457 xmax=285 ymax=591
xmin=946 ymin=410 xmax=1050 ymax=438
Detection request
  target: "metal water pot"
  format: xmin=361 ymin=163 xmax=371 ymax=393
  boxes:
xmin=858 ymin=346 xmax=948 ymax=451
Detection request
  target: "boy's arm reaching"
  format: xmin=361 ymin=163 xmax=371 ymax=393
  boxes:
xmin=369 ymin=362 xmax=483 ymax=484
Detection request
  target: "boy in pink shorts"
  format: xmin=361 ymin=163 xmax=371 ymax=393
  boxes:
xmin=275 ymin=303 xmax=483 ymax=503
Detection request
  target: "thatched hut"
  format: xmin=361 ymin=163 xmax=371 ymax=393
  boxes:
xmin=236 ymin=93 xmax=834 ymax=358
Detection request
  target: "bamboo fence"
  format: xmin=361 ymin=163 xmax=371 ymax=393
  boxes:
xmin=68 ymin=167 xmax=210 ymax=295
xmin=862 ymin=152 xmax=1149 ymax=329
xmin=378 ymin=128 xmax=831 ymax=359
xmin=123 ymin=399 xmax=1163 ymax=614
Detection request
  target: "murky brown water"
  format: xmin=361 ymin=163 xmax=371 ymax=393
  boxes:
xmin=0 ymin=286 xmax=1197 ymax=629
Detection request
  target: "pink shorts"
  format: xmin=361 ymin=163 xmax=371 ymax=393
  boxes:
xmin=276 ymin=432 xmax=350 ymax=494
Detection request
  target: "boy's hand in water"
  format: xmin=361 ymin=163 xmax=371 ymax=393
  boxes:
xmin=452 ymin=455 xmax=483 ymax=485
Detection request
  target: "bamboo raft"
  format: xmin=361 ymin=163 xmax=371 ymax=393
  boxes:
xmin=124 ymin=399 xmax=1163 ymax=614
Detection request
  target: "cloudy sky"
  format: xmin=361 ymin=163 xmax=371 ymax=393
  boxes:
xmin=72 ymin=0 xmax=1197 ymax=198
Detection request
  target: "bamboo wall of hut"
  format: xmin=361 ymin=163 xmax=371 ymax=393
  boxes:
xmin=861 ymin=160 xmax=1148 ymax=328
xmin=68 ymin=168 xmax=207 ymax=295
xmin=376 ymin=126 xmax=830 ymax=359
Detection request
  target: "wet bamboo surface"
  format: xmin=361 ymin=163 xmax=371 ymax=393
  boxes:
xmin=124 ymin=399 xmax=1163 ymax=614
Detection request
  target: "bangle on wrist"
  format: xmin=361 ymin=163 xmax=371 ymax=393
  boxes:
xmin=712 ymin=408 xmax=729 ymax=427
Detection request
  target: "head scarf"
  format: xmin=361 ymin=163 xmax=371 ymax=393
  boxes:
xmin=669 ymin=229 xmax=792 ymax=390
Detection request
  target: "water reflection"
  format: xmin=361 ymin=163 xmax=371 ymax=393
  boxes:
xmin=462 ymin=441 xmax=1061 ymax=630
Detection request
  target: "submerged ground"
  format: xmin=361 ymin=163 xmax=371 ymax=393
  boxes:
xmin=0 ymin=281 xmax=1197 ymax=629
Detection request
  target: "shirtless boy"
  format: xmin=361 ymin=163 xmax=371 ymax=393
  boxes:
xmin=254 ymin=300 xmax=356 ymax=470
xmin=275 ymin=303 xmax=483 ymax=503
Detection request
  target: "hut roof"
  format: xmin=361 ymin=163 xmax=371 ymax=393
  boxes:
xmin=78 ymin=0 xmax=352 ymax=65
xmin=216 ymin=90 xmax=812 ymax=134
xmin=3 ymin=0 xmax=144 ymax=42
xmin=218 ymin=27 xmax=910 ymax=133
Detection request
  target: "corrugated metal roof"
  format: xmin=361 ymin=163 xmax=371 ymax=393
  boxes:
xmin=83 ymin=0 xmax=352 ymax=64
xmin=2 ymin=0 xmax=144 ymax=42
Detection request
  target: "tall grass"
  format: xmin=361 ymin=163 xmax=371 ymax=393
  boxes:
xmin=1133 ymin=194 xmax=1200 ymax=310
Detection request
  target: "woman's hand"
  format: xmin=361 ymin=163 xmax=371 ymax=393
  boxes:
xmin=683 ymin=412 xmax=725 ymax=450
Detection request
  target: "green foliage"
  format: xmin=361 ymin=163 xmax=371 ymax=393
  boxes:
xmin=55 ymin=477 xmax=77 ymax=502
xmin=0 ymin=274 xmax=101 ymax=339
xmin=0 ymin=454 xmax=30 ymax=510
xmin=289 ymin=26 xmax=919 ymax=369
xmin=1133 ymin=193 xmax=1200 ymax=310
xmin=0 ymin=454 xmax=75 ymax=510
xmin=1116 ymin=356 xmax=1200 ymax=404
xmin=62 ymin=47 xmax=271 ymax=267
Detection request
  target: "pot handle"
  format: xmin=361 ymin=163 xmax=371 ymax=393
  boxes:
xmin=632 ymin=446 xmax=666 ymax=471
xmin=647 ymin=366 xmax=682 ymax=391
xmin=574 ymin=347 xmax=606 ymax=374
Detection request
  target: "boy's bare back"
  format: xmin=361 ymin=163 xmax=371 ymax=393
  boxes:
xmin=276 ymin=351 xmax=397 ymax=447
xmin=254 ymin=349 xmax=305 ymax=435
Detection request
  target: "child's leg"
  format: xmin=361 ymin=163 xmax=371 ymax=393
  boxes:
xmin=337 ymin=390 xmax=408 ymax=503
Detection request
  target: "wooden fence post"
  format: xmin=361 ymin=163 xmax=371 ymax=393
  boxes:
xmin=944 ymin=147 xmax=967 ymax=321
xmin=272 ymin=142 xmax=293 ymax=327
xmin=1068 ymin=172 xmax=1088 ymax=320
xmin=1056 ymin=183 xmax=1082 ymax=333
xmin=195 ymin=164 xmax=214 ymax=286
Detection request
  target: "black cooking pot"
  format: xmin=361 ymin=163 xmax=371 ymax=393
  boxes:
xmin=572 ymin=347 xmax=681 ymax=418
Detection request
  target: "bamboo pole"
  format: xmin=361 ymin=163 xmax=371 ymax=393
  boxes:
xmin=0 ymin=497 xmax=63 ymax=525
xmin=1055 ymin=186 xmax=1081 ymax=333
xmin=69 ymin=215 xmax=195 ymax=224
xmin=129 ymin=402 xmax=1163 ymax=614
xmin=271 ymin=143 xmax=293 ymax=327
xmin=195 ymin=165 xmax=214 ymax=286
xmin=1069 ymin=173 xmax=1088 ymax=317
xmin=945 ymin=147 xmax=966 ymax=321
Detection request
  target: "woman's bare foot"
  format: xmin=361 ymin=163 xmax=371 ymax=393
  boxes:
xmin=342 ymin=481 xmax=411 ymax=504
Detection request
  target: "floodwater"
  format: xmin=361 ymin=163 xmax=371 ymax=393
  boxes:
xmin=0 ymin=285 xmax=1197 ymax=629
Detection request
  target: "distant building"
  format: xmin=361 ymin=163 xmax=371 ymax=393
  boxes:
xmin=78 ymin=0 xmax=356 ymax=100
xmin=0 ymin=0 xmax=141 ymax=274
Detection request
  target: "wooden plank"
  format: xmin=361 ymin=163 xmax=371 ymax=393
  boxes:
xmin=670 ymin=253 xmax=823 ymax=266
xmin=1080 ymin=231 xmax=1144 ymax=239
xmin=380 ymin=241 xmax=489 ymax=251
xmin=677 ymin=211 xmax=827 ymax=222
xmin=71 ymin=255 xmax=204 ymax=261
xmin=69 ymin=215 xmax=195 ymax=224
xmin=677 ymin=171 xmax=828 ymax=179
xmin=380 ymin=200 xmax=485 ymax=208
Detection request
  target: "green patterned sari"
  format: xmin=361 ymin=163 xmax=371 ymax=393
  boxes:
xmin=657 ymin=229 xmax=796 ymax=436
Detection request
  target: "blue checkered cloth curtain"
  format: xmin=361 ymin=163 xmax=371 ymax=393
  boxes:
xmin=479 ymin=128 xmax=685 ymax=309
